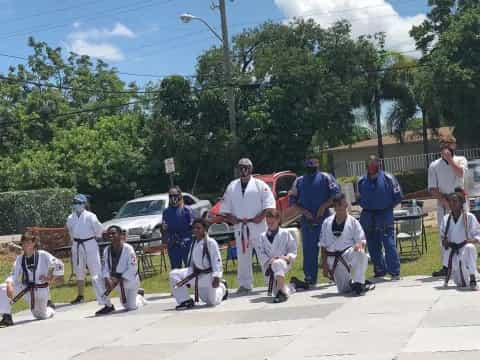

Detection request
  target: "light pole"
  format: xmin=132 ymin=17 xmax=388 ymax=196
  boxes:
xmin=180 ymin=0 xmax=237 ymax=144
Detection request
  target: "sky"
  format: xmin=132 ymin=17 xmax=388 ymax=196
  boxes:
xmin=0 ymin=0 xmax=430 ymax=86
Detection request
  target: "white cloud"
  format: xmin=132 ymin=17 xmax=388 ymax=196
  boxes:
xmin=66 ymin=22 xmax=136 ymax=62
xmin=69 ymin=39 xmax=125 ymax=61
xmin=274 ymin=0 xmax=426 ymax=55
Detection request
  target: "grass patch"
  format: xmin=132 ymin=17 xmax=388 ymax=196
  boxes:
xmin=0 ymin=228 xmax=446 ymax=313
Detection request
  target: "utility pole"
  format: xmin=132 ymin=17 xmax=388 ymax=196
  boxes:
xmin=218 ymin=0 xmax=237 ymax=147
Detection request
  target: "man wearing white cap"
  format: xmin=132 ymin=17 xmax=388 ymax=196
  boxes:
xmin=221 ymin=158 xmax=276 ymax=294
xmin=66 ymin=194 xmax=110 ymax=308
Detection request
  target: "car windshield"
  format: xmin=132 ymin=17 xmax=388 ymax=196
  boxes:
xmin=115 ymin=200 xmax=165 ymax=218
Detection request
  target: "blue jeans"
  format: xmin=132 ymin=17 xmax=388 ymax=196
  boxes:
xmin=168 ymin=241 xmax=192 ymax=269
xmin=301 ymin=223 xmax=322 ymax=284
xmin=365 ymin=225 xmax=400 ymax=276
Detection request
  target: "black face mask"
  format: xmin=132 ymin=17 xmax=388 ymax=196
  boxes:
xmin=306 ymin=167 xmax=317 ymax=175
xmin=169 ymin=195 xmax=181 ymax=207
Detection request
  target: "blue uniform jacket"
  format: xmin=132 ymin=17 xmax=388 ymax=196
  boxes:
xmin=289 ymin=171 xmax=340 ymax=227
xmin=162 ymin=206 xmax=194 ymax=245
xmin=357 ymin=171 xmax=403 ymax=227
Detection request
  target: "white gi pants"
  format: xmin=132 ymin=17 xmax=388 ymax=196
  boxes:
xmin=235 ymin=230 xmax=260 ymax=290
xmin=327 ymin=248 xmax=369 ymax=293
xmin=72 ymin=240 xmax=110 ymax=306
xmin=112 ymin=280 xmax=146 ymax=311
xmin=264 ymin=258 xmax=292 ymax=296
xmin=446 ymin=243 xmax=478 ymax=287
xmin=437 ymin=203 xmax=470 ymax=267
xmin=169 ymin=268 xmax=226 ymax=306
xmin=0 ymin=283 xmax=54 ymax=319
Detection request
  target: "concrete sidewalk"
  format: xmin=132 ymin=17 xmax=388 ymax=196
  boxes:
xmin=2 ymin=276 xmax=479 ymax=360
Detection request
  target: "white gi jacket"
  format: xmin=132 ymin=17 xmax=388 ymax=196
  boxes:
xmin=102 ymin=243 xmax=139 ymax=290
xmin=7 ymin=250 xmax=58 ymax=296
xmin=188 ymin=236 xmax=223 ymax=287
xmin=66 ymin=210 xmax=104 ymax=240
xmin=319 ymin=214 xmax=366 ymax=251
xmin=440 ymin=212 xmax=480 ymax=245
xmin=220 ymin=177 xmax=276 ymax=244
xmin=257 ymin=228 xmax=297 ymax=270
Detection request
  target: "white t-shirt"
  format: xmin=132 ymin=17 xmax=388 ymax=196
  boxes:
xmin=319 ymin=214 xmax=366 ymax=252
xmin=428 ymin=156 xmax=468 ymax=195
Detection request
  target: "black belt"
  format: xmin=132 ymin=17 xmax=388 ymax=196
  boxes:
xmin=73 ymin=237 xmax=95 ymax=266
xmin=265 ymin=266 xmax=275 ymax=296
xmin=325 ymin=247 xmax=351 ymax=281
xmin=104 ymin=278 xmax=127 ymax=304
xmin=175 ymin=266 xmax=213 ymax=302
xmin=11 ymin=282 xmax=49 ymax=309
xmin=445 ymin=241 xmax=468 ymax=287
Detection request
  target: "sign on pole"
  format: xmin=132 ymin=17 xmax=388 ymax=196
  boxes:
xmin=164 ymin=158 xmax=175 ymax=174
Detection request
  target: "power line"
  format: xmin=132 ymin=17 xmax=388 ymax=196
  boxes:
xmin=0 ymin=0 xmax=174 ymax=40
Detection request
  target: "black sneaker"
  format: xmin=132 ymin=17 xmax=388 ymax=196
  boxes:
xmin=273 ymin=290 xmax=288 ymax=303
xmin=290 ymin=277 xmax=310 ymax=290
xmin=47 ymin=300 xmax=56 ymax=309
xmin=70 ymin=295 xmax=84 ymax=305
xmin=432 ymin=267 xmax=447 ymax=277
xmin=351 ymin=282 xmax=363 ymax=296
xmin=0 ymin=314 xmax=13 ymax=328
xmin=221 ymin=280 xmax=229 ymax=301
xmin=470 ymin=275 xmax=478 ymax=291
xmin=95 ymin=305 xmax=115 ymax=316
xmin=175 ymin=298 xmax=195 ymax=310
xmin=137 ymin=288 xmax=145 ymax=297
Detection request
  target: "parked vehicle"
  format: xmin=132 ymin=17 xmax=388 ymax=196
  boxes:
xmin=103 ymin=193 xmax=211 ymax=241
xmin=466 ymin=159 xmax=480 ymax=211
xmin=207 ymin=171 xmax=297 ymax=242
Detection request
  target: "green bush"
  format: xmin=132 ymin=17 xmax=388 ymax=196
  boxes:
xmin=394 ymin=170 xmax=427 ymax=194
xmin=0 ymin=188 xmax=76 ymax=235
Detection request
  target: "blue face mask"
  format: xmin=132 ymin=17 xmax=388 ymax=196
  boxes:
xmin=73 ymin=204 xmax=85 ymax=213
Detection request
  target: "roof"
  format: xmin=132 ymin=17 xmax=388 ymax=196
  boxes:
xmin=326 ymin=127 xmax=453 ymax=152
xmin=255 ymin=171 xmax=296 ymax=182
xmin=127 ymin=192 xmax=195 ymax=203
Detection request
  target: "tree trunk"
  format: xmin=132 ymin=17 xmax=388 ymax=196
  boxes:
xmin=375 ymin=92 xmax=384 ymax=159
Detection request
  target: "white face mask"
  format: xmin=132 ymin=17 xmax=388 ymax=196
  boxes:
xmin=73 ymin=204 xmax=85 ymax=214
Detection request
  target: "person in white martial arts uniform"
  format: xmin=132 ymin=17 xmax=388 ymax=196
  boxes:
xmin=66 ymin=194 xmax=109 ymax=306
xmin=441 ymin=190 xmax=480 ymax=290
xmin=257 ymin=209 xmax=297 ymax=303
xmin=169 ymin=218 xmax=228 ymax=310
xmin=96 ymin=225 xmax=147 ymax=316
xmin=428 ymin=135 xmax=468 ymax=277
xmin=319 ymin=193 xmax=373 ymax=296
xmin=221 ymin=158 xmax=276 ymax=295
xmin=0 ymin=234 xmax=64 ymax=327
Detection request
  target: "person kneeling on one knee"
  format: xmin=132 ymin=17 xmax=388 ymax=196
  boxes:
xmin=0 ymin=233 xmax=64 ymax=328
xmin=319 ymin=193 xmax=373 ymax=296
xmin=169 ymin=219 xmax=228 ymax=310
xmin=95 ymin=225 xmax=146 ymax=316
xmin=441 ymin=190 xmax=480 ymax=290
xmin=258 ymin=209 xmax=297 ymax=303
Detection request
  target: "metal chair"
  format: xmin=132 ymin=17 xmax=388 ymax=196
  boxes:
xmin=396 ymin=205 xmax=423 ymax=257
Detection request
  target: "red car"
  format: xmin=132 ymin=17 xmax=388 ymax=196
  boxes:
xmin=207 ymin=171 xmax=297 ymax=242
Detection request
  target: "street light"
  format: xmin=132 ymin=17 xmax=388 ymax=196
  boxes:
xmin=180 ymin=0 xmax=237 ymax=147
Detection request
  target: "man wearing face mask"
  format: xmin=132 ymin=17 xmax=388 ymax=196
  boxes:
xmin=357 ymin=155 xmax=403 ymax=280
xmin=162 ymin=186 xmax=194 ymax=269
xmin=66 ymin=194 xmax=110 ymax=306
xmin=428 ymin=135 xmax=468 ymax=277
xmin=288 ymin=155 xmax=340 ymax=289
xmin=221 ymin=158 xmax=276 ymax=295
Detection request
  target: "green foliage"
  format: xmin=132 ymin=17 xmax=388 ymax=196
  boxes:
xmin=0 ymin=188 xmax=75 ymax=235
xmin=395 ymin=170 xmax=428 ymax=194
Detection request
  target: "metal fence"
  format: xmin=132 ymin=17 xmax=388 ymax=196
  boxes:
xmin=346 ymin=147 xmax=480 ymax=177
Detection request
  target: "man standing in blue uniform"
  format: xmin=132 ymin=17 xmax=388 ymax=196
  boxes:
xmin=289 ymin=156 xmax=340 ymax=288
xmin=357 ymin=155 xmax=403 ymax=279
xmin=162 ymin=186 xmax=194 ymax=269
